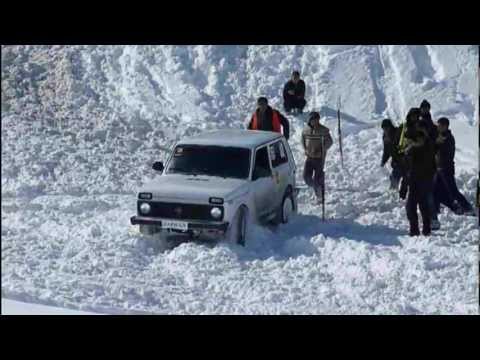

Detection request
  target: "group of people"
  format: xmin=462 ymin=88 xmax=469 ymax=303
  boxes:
xmin=381 ymin=100 xmax=476 ymax=236
xmin=245 ymin=71 xmax=476 ymax=237
xmin=247 ymin=71 xmax=332 ymax=202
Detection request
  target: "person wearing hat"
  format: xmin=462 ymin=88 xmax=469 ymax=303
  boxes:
xmin=433 ymin=117 xmax=475 ymax=216
xmin=301 ymin=112 xmax=333 ymax=200
xmin=380 ymin=118 xmax=404 ymax=190
xmin=283 ymin=71 xmax=307 ymax=114
xmin=402 ymin=119 xmax=436 ymax=236
xmin=247 ymin=97 xmax=290 ymax=140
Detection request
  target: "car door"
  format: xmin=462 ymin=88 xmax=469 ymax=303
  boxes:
xmin=251 ymin=145 xmax=275 ymax=219
xmin=268 ymin=140 xmax=292 ymax=208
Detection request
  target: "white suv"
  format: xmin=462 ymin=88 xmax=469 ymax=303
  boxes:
xmin=130 ymin=129 xmax=298 ymax=245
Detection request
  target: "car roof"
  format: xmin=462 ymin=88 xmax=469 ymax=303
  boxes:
xmin=177 ymin=129 xmax=283 ymax=149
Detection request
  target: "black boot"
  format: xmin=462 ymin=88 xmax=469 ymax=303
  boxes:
xmin=409 ymin=225 xmax=420 ymax=236
xmin=422 ymin=226 xmax=431 ymax=236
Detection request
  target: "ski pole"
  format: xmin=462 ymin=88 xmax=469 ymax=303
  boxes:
xmin=321 ymin=135 xmax=326 ymax=222
xmin=337 ymin=96 xmax=344 ymax=169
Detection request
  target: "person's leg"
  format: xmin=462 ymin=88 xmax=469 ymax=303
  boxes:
xmin=284 ymin=97 xmax=293 ymax=113
xmin=313 ymin=159 xmax=325 ymax=198
xmin=446 ymin=171 xmax=474 ymax=212
xmin=419 ymin=181 xmax=432 ymax=235
xmin=297 ymin=98 xmax=306 ymax=113
xmin=406 ymin=182 xmax=420 ymax=236
xmin=436 ymin=169 xmax=460 ymax=213
xmin=303 ymin=158 xmax=314 ymax=188
xmin=390 ymin=164 xmax=402 ymax=190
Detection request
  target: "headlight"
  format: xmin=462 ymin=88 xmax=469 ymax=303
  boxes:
xmin=210 ymin=207 xmax=222 ymax=219
xmin=139 ymin=202 xmax=151 ymax=215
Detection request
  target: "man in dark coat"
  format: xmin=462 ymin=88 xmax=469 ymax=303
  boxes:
xmin=419 ymin=99 xmax=438 ymax=141
xmin=283 ymin=71 xmax=306 ymax=114
xmin=380 ymin=119 xmax=404 ymax=190
xmin=247 ymin=97 xmax=290 ymax=140
xmin=433 ymin=117 xmax=475 ymax=216
xmin=403 ymin=119 xmax=436 ymax=236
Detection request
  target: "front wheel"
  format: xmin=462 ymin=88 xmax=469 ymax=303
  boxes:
xmin=277 ymin=191 xmax=295 ymax=224
xmin=226 ymin=206 xmax=248 ymax=246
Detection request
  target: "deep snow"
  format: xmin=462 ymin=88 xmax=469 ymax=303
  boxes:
xmin=1 ymin=298 xmax=98 ymax=315
xmin=1 ymin=45 xmax=478 ymax=314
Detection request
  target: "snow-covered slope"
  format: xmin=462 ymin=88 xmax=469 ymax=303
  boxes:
xmin=1 ymin=298 xmax=99 ymax=315
xmin=1 ymin=45 xmax=478 ymax=314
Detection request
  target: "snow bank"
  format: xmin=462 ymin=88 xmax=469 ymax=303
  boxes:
xmin=1 ymin=45 xmax=478 ymax=314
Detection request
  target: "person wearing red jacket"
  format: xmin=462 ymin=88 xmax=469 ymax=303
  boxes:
xmin=247 ymin=97 xmax=290 ymax=140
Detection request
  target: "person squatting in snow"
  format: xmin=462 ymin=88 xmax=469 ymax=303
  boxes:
xmin=247 ymin=97 xmax=290 ymax=140
xmin=301 ymin=112 xmax=333 ymax=200
xmin=283 ymin=71 xmax=306 ymax=114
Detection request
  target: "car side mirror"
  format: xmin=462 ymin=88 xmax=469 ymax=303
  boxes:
xmin=152 ymin=161 xmax=164 ymax=172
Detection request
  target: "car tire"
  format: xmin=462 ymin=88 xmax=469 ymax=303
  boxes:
xmin=226 ymin=206 xmax=248 ymax=246
xmin=278 ymin=190 xmax=295 ymax=224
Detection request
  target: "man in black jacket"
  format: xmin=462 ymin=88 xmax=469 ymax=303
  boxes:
xmin=247 ymin=97 xmax=290 ymax=140
xmin=380 ymin=119 xmax=404 ymax=190
xmin=283 ymin=71 xmax=306 ymax=114
xmin=433 ymin=117 xmax=475 ymax=216
xmin=419 ymin=99 xmax=438 ymax=141
xmin=403 ymin=120 xmax=436 ymax=236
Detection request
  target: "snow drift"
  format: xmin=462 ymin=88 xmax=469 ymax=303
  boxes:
xmin=1 ymin=45 xmax=478 ymax=314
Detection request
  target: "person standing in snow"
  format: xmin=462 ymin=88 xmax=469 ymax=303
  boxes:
xmin=433 ymin=117 xmax=475 ymax=216
xmin=247 ymin=97 xmax=290 ymax=140
xmin=283 ymin=71 xmax=306 ymax=114
xmin=380 ymin=119 xmax=404 ymax=190
xmin=417 ymin=100 xmax=441 ymax=229
xmin=419 ymin=99 xmax=438 ymax=141
xmin=397 ymin=108 xmax=422 ymax=200
xmin=402 ymin=119 xmax=436 ymax=236
xmin=301 ymin=112 xmax=333 ymax=200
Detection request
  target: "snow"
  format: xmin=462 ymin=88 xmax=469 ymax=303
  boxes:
xmin=1 ymin=45 xmax=478 ymax=314
xmin=1 ymin=298 xmax=99 ymax=315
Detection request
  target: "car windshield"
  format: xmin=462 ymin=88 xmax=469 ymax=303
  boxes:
xmin=167 ymin=145 xmax=251 ymax=179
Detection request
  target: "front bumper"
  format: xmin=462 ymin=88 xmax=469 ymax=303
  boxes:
xmin=130 ymin=215 xmax=229 ymax=233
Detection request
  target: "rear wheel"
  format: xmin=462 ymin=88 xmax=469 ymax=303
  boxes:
xmin=226 ymin=206 xmax=248 ymax=246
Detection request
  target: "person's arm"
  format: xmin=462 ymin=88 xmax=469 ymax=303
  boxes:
xmin=447 ymin=135 xmax=455 ymax=168
xmin=381 ymin=140 xmax=391 ymax=166
xmin=324 ymin=129 xmax=333 ymax=150
xmin=279 ymin=113 xmax=290 ymax=140
xmin=283 ymin=82 xmax=290 ymax=99
xmin=301 ymin=131 xmax=306 ymax=150
xmin=247 ymin=115 xmax=253 ymax=130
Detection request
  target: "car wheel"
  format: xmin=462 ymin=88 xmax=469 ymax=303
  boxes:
xmin=280 ymin=191 xmax=295 ymax=224
xmin=226 ymin=206 xmax=248 ymax=246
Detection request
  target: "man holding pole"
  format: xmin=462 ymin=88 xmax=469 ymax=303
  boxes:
xmin=301 ymin=112 xmax=333 ymax=205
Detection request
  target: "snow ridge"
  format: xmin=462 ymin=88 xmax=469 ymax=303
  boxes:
xmin=1 ymin=45 xmax=478 ymax=314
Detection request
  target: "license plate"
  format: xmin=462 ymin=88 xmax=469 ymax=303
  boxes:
xmin=162 ymin=220 xmax=188 ymax=231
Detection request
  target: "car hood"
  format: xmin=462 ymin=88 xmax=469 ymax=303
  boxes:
xmin=139 ymin=174 xmax=249 ymax=203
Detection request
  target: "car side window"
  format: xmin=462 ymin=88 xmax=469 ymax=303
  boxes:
xmin=269 ymin=141 xmax=289 ymax=168
xmin=253 ymin=146 xmax=272 ymax=180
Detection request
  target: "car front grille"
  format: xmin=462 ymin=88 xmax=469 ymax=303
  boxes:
xmin=137 ymin=201 xmax=224 ymax=221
